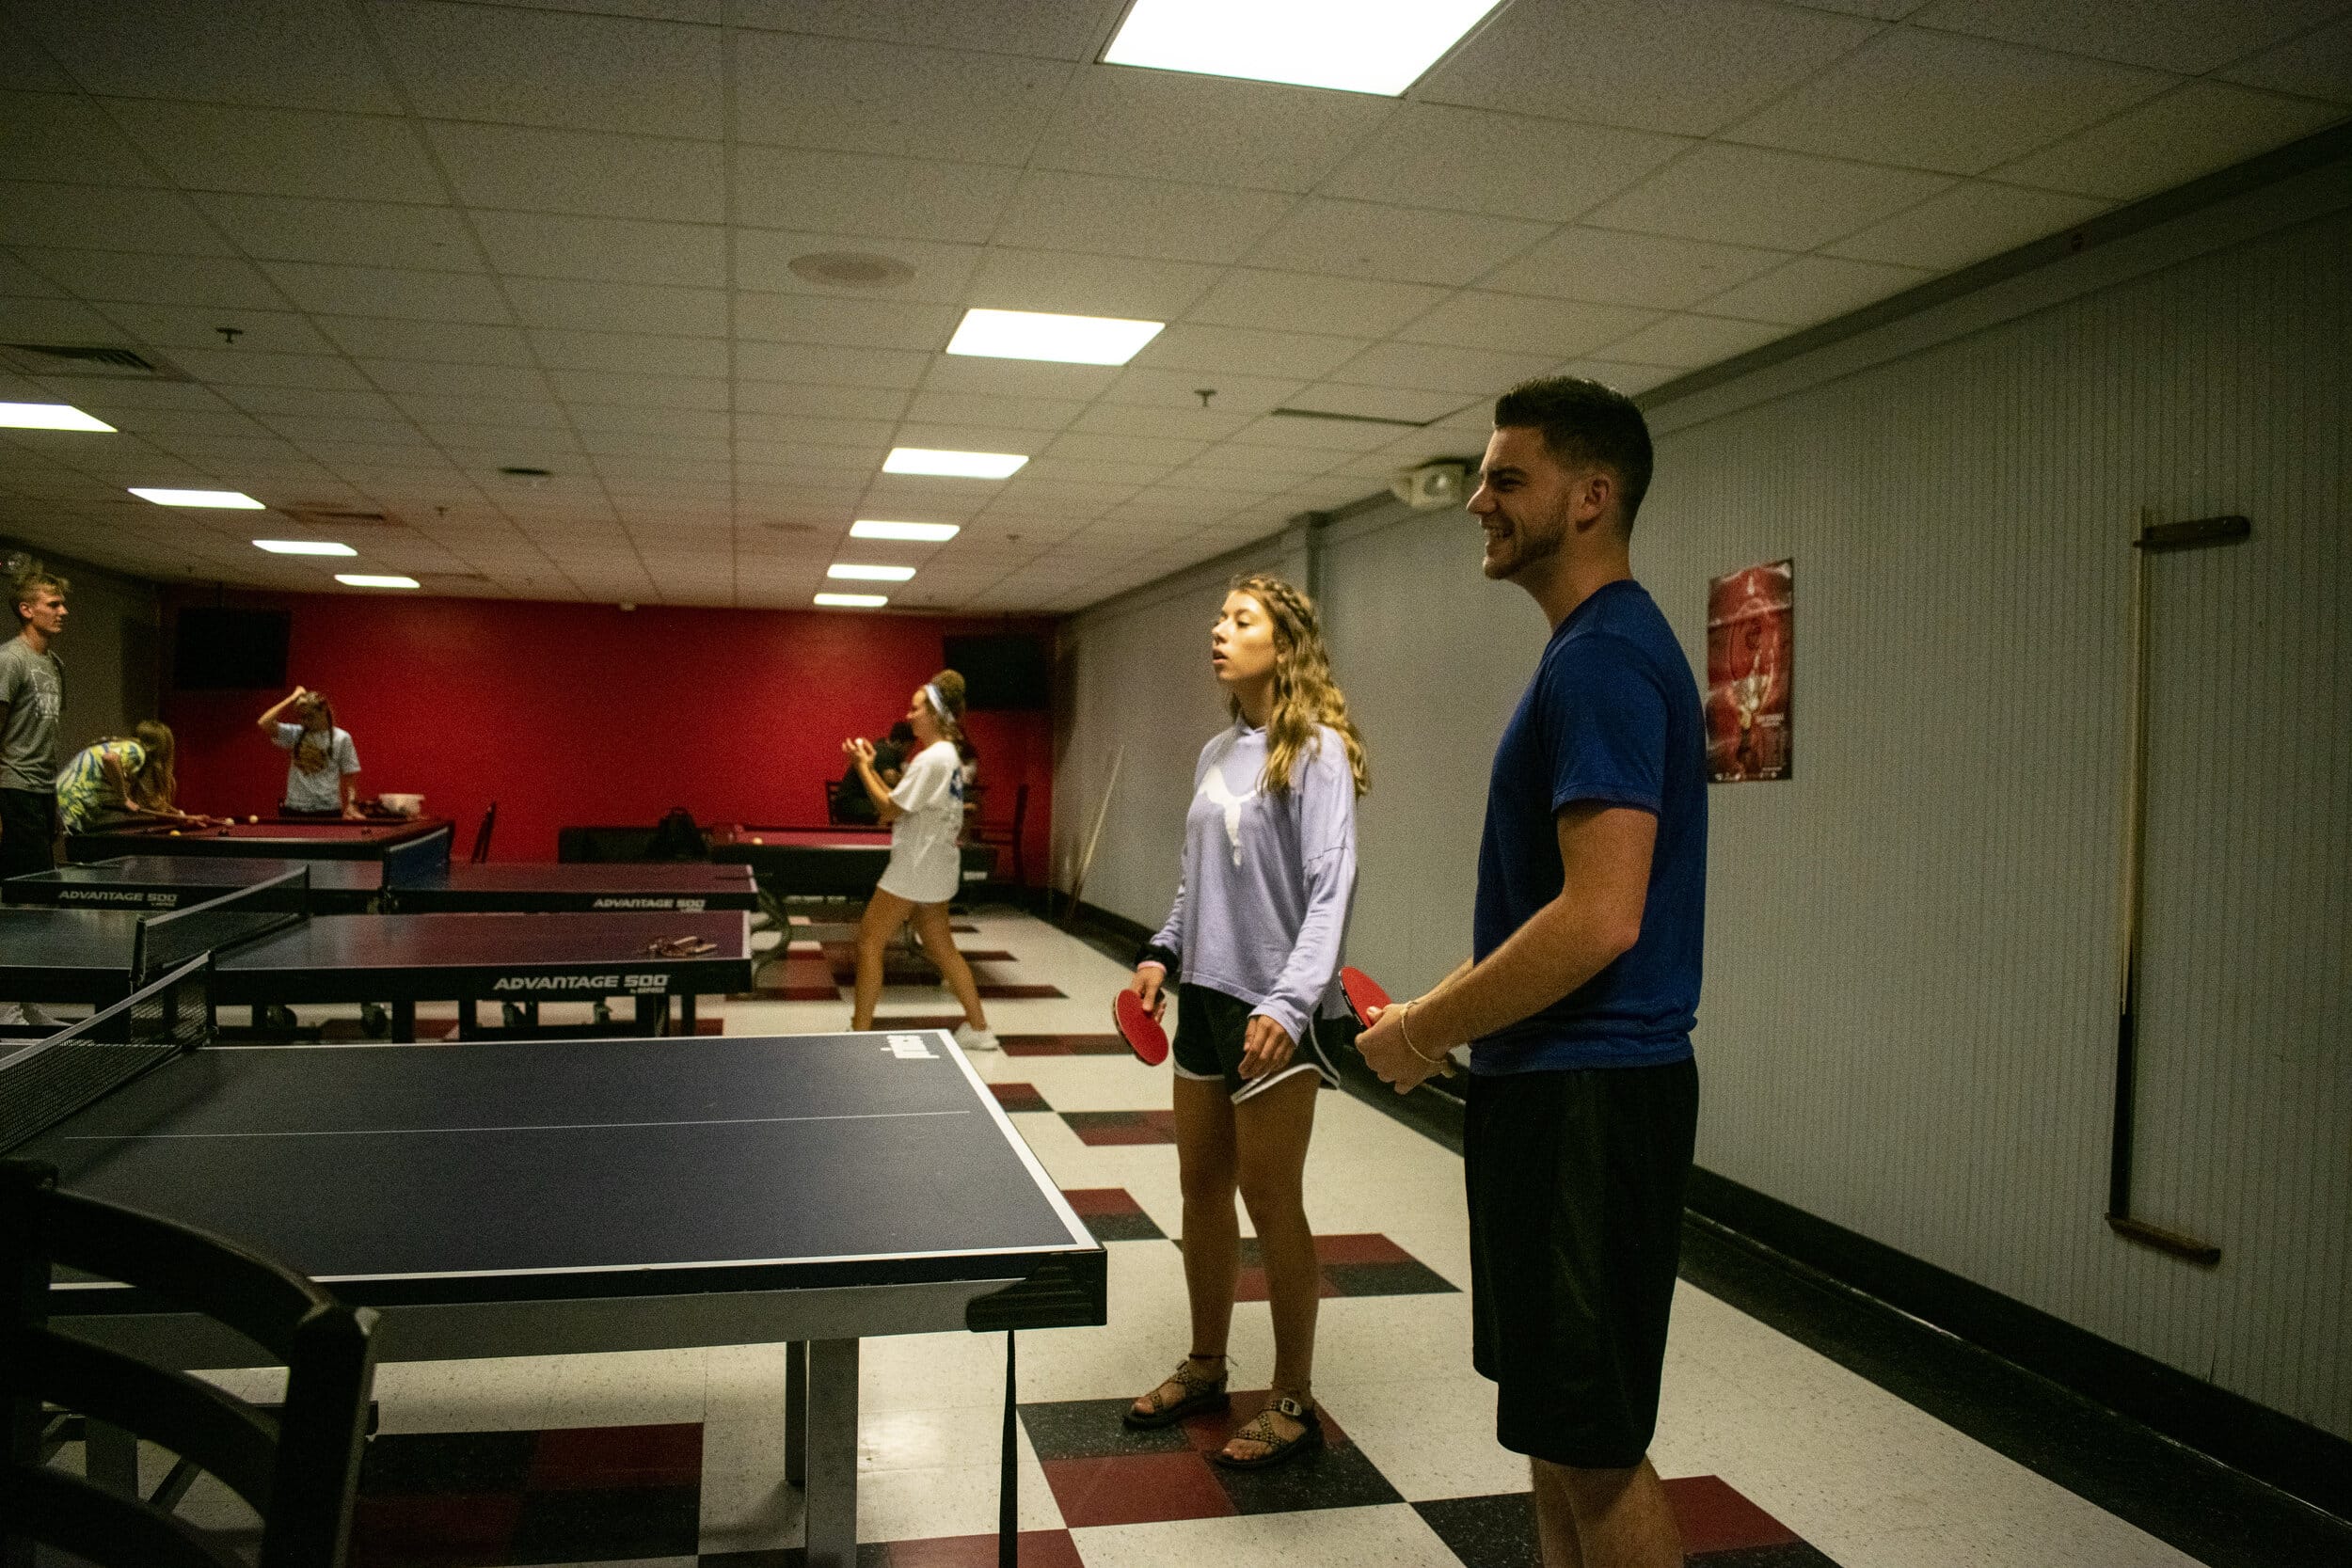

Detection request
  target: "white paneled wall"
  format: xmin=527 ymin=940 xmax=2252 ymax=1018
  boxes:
xmin=1054 ymin=196 xmax=2350 ymax=1438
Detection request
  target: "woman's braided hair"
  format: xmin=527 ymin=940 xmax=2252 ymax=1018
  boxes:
xmin=1227 ymin=572 xmax=1368 ymax=800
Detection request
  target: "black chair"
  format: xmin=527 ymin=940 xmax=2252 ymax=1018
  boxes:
xmin=973 ymin=782 xmax=1030 ymax=893
xmin=1 ymin=1159 xmax=377 ymax=1568
xmin=468 ymin=801 xmax=498 ymax=864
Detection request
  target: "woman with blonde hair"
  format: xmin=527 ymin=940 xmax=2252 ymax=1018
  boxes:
xmin=1122 ymin=572 xmax=1369 ymax=1468
xmin=841 ymin=669 xmax=997 ymax=1053
xmin=56 ymin=720 xmax=215 ymax=833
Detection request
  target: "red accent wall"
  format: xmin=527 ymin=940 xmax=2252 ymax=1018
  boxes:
xmin=160 ymin=591 xmax=1053 ymax=871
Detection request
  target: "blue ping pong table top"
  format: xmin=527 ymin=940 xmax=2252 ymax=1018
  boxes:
xmin=21 ymin=1029 xmax=1102 ymax=1313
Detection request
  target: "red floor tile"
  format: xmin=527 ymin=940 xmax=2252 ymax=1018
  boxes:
xmin=1665 ymin=1473 xmax=1804 ymax=1553
xmin=525 ymin=1422 xmax=701 ymax=1491
xmin=1041 ymin=1451 xmax=1238 ymax=1528
xmin=879 ymin=1529 xmax=1085 ymax=1567
xmin=348 ymin=1492 xmax=521 ymax=1566
xmin=1058 ymin=1187 xmax=1146 ymax=1216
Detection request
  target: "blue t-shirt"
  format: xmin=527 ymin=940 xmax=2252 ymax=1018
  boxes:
xmin=1470 ymin=579 xmax=1707 ymax=1073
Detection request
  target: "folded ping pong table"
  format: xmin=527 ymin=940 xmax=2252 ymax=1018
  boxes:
xmin=4 ymin=855 xmax=760 ymax=917
xmin=4 ymin=964 xmax=1105 ymax=1568
xmin=0 ymin=870 xmax=754 ymax=1040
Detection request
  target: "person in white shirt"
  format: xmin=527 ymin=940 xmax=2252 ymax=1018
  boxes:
xmin=841 ymin=669 xmax=996 ymax=1053
xmin=255 ymin=686 xmax=361 ymax=817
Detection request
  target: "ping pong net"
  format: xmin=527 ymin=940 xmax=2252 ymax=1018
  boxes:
xmin=0 ymin=957 xmax=211 ymax=1155
xmin=133 ymin=867 xmax=310 ymax=982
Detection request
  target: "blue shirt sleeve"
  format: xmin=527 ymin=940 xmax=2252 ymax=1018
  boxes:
xmin=1543 ymin=633 xmax=1667 ymax=817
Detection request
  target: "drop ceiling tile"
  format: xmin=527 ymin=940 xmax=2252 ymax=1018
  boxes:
xmin=503 ymin=277 xmax=727 ymax=336
xmin=1068 ymin=404 xmax=1253 ymax=443
xmin=517 ymin=330 xmax=722 ymax=379
xmin=548 ymin=370 xmax=726 ymax=409
xmin=901 ymin=391 xmax=1086 ymax=431
xmin=21 ymin=248 xmax=286 ymax=310
xmin=1597 ymin=313 xmax=1786 ymax=368
xmin=218 ymin=386 xmax=403 ymax=420
xmin=397 ymin=395 xmax=570 ymax=428
xmin=963 ymin=248 xmax=1221 ymax=319
xmin=1283 ymin=385 xmax=1470 ymax=425
xmin=88 ymin=303 xmax=333 ymax=356
xmin=253 ymin=414 xmax=421 ymax=447
xmin=1908 ymin=0 xmax=2348 ymax=74
xmin=1990 ymin=81 xmax=2348 ymax=199
xmin=1100 ymin=367 xmax=1304 ymax=417
xmin=1185 ymin=271 xmax=1450 ymax=338
xmin=1323 ymin=104 xmax=1692 ymax=224
xmin=147 ymin=349 xmax=373 ymax=391
xmin=0 ymin=258 xmax=67 ymax=299
xmin=739 ymin=414 xmax=903 ymax=449
xmin=993 ymin=171 xmax=1299 ymax=264
xmin=1326 ymin=341 xmax=1560 ymax=396
xmin=567 ymin=404 xmax=728 ymax=436
xmin=0 ymin=94 xmax=157 ymax=188
xmin=1396 ymin=292 xmax=1660 ymax=356
xmin=1480 ymin=226 xmax=1790 ymax=309
xmin=735 ymin=230 xmax=980 ymax=303
xmin=1019 ymin=457 xmax=1177 ymax=487
xmin=262 ymin=262 xmax=513 ymax=325
xmin=580 ymin=430 xmax=731 ymax=462
xmin=1042 ymin=432 xmax=1208 ymax=467
xmin=1130 ymin=324 xmax=1369 ymax=380
xmin=1422 ymin=0 xmax=1884 ymax=137
xmin=1699 ymin=254 xmax=1933 ymax=325
xmin=886 ymin=420 xmax=1047 ymax=456
xmin=474 ymin=212 xmax=726 ymax=288
xmin=734 ymin=369 xmax=920 ymax=410
xmin=734 ymin=342 xmax=927 ymax=389
xmin=14 ymin=0 xmax=400 ymax=112
xmin=732 ymin=31 xmax=1070 ymax=163
xmin=2217 ymin=13 xmax=2352 ymax=101
xmin=1724 ymin=27 xmax=2172 ymax=175
xmin=371 ymin=1 xmax=722 ymax=137
xmin=1823 ymin=180 xmax=2110 ymax=269
xmin=188 ymin=198 xmax=482 ymax=280
xmin=732 ymin=293 xmax=958 ymax=352
xmin=1179 ymin=443 xmax=1344 ymax=478
xmin=1031 ymin=65 xmax=1392 ymax=191
xmin=108 ymin=102 xmax=445 ymax=203
xmin=0 ymin=182 xmax=233 ymax=259
xmin=733 ymin=147 xmax=1018 ymax=243
xmin=424 ymin=122 xmax=726 ymax=223
xmin=1586 ymin=144 xmax=1954 ymax=250
xmin=915 ymin=356 xmax=1119 ymax=400
xmin=361 ymin=360 xmax=551 ymax=399
xmin=1245 ymin=199 xmax=1553 ymax=288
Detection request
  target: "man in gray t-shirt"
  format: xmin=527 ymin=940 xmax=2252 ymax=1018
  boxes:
xmin=0 ymin=565 xmax=69 ymax=884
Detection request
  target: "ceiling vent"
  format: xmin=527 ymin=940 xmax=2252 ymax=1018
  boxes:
xmin=282 ymin=505 xmax=405 ymax=531
xmin=0 ymin=342 xmax=191 ymax=380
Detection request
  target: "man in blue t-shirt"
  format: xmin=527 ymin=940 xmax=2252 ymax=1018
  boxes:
xmin=1359 ymin=377 xmax=1705 ymax=1568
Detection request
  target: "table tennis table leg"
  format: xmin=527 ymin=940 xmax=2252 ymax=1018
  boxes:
xmin=680 ymin=992 xmax=698 ymax=1035
xmin=803 ymin=1338 xmax=858 ymax=1568
xmin=392 ymin=1000 xmax=416 ymax=1042
xmin=460 ymin=999 xmax=479 ymax=1037
xmin=784 ymin=1340 xmax=806 ymax=1486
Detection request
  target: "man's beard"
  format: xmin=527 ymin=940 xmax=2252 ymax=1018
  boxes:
xmin=1484 ymin=506 xmax=1568 ymax=581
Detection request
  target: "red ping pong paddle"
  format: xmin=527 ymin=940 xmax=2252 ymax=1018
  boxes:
xmin=1113 ymin=988 xmax=1169 ymax=1067
xmin=1339 ymin=966 xmax=1391 ymax=1027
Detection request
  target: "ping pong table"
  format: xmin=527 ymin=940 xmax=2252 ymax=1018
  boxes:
xmin=4 ymin=854 xmax=759 ymax=917
xmin=5 ymin=963 xmax=1104 ymax=1568
xmin=0 ymin=871 xmax=754 ymax=1041
xmin=66 ymin=816 xmax=455 ymax=877
xmin=710 ymin=826 xmax=997 ymax=924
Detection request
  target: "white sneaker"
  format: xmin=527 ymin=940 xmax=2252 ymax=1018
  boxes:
xmin=954 ymin=1022 xmax=999 ymax=1053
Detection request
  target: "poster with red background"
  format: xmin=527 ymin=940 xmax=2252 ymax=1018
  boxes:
xmin=1706 ymin=559 xmax=1793 ymax=783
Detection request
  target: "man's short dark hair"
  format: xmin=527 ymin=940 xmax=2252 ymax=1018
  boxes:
xmin=1493 ymin=376 xmax=1654 ymax=531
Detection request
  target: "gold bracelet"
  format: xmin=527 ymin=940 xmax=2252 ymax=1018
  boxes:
xmin=1397 ymin=1001 xmax=1446 ymax=1065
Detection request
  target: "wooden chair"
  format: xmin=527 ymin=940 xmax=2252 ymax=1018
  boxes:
xmin=1 ymin=1159 xmax=378 ymax=1568
xmin=469 ymin=800 xmax=498 ymax=864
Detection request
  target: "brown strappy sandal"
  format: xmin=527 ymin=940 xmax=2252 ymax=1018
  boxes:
xmin=1122 ymin=1354 xmax=1231 ymax=1430
xmin=1211 ymin=1394 xmax=1324 ymax=1469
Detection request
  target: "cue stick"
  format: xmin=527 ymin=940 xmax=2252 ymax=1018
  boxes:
xmin=1061 ymin=746 xmax=1123 ymax=927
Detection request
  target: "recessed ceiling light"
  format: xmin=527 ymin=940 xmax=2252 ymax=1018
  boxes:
xmin=130 ymin=487 xmax=264 ymax=509
xmin=947 ymin=307 xmax=1164 ymax=366
xmin=335 ymin=574 xmax=421 ymax=589
xmin=1103 ymin=0 xmax=1502 ymax=95
xmin=883 ymin=448 xmax=1027 ymax=479
xmin=815 ymin=592 xmax=888 ymax=609
xmin=850 ymin=519 xmax=961 ymax=543
xmin=253 ymin=539 xmax=357 ymax=556
xmin=828 ymin=562 xmax=917 ymax=582
xmin=0 ymin=402 xmax=115 ymax=432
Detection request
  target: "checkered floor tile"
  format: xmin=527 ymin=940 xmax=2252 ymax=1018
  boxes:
xmin=1057 ymin=1187 xmax=1167 ymax=1242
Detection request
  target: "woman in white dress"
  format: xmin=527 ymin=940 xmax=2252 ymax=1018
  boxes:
xmin=841 ymin=669 xmax=996 ymax=1053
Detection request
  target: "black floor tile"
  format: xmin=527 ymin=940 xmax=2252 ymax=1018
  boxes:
xmin=1216 ymin=1437 xmax=1401 ymax=1516
xmin=509 ymin=1482 xmax=700 ymax=1561
xmin=1415 ymin=1493 xmax=1539 ymax=1568
xmin=1018 ymin=1395 xmax=1194 ymax=1461
xmin=359 ymin=1430 xmax=537 ymax=1493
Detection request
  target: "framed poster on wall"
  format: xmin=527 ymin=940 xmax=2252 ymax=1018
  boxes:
xmin=1707 ymin=559 xmax=1793 ymax=783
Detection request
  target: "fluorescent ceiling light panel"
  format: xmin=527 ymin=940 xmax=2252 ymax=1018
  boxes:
xmin=815 ymin=592 xmax=888 ymax=608
xmin=850 ymin=519 xmax=961 ymax=543
xmin=334 ymin=574 xmax=420 ymax=589
xmin=0 ymin=402 xmax=115 ymax=432
xmin=130 ymin=487 xmax=264 ymax=509
xmin=828 ymin=563 xmax=917 ymax=582
xmin=1103 ymin=0 xmax=1502 ymax=95
xmin=254 ymin=539 xmax=357 ymax=557
xmin=883 ymin=448 xmax=1027 ymax=480
xmin=948 ymin=307 xmax=1164 ymax=366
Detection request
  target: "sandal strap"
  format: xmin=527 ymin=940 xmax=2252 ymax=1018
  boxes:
xmin=1142 ymin=1358 xmax=1226 ymax=1412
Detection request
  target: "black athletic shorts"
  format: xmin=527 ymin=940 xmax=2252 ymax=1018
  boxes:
xmin=1465 ymin=1057 xmax=1698 ymax=1469
xmin=1170 ymin=982 xmax=1350 ymax=1102
xmin=0 ymin=788 xmax=56 ymax=883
